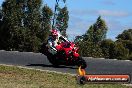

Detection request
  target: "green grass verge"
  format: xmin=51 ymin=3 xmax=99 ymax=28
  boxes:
xmin=0 ymin=65 xmax=131 ymax=88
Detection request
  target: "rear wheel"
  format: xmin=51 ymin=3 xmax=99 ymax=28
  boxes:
xmin=77 ymin=57 xmax=87 ymax=69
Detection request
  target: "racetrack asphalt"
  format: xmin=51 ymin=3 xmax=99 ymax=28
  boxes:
xmin=0 ymin=50 xmax=132 ymax=83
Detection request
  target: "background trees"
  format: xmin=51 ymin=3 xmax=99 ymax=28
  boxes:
xmin=40 ymin=5 xmax=53 ymax=43
xmin=77 ymin=16 xmax=108 ymax=57
xmin=56 ymin=6 xmax=69 ymax=37
xmin=0 ymin=7 xmax=11 ymax=50
xmin=0 ymin=0 xmax=131 ymax=60
xmin=0 ymin=0 xmax=68 ymax=52
xmin=115 ymin=29 xmax=132 ymax=60
xmin=83 ymin=16 xmax=108 ymax=42
xmin=100 ymin=39 xmax=115 ymax=59
xmin=0 ymin=0 xmax=53 ymax=52
xmin=1 ymin=0 xmax=21 ymax=50
xmin=75 ymin=16 xmax=132 ymax=60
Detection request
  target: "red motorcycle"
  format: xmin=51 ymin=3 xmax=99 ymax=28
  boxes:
xmin=40 ymin=40 xmax=87 ymax=69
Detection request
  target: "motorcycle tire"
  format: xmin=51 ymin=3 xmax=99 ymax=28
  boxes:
xmin=47 ymin=54 xmax=60 ymax=67
xmin=77 ymin=57 xmax=87 ymax=69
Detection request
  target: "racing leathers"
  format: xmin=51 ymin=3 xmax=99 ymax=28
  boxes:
xmin=47 ymin=33 xmax=69 ymax=55
xmin=47 ymin=33 xmax=61 ymax=55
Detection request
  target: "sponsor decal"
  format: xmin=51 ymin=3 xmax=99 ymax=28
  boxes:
xmin=77 ymin=66 xmax=131 ymax=84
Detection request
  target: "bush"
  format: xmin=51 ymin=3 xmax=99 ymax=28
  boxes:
xmin=128 ymin=54 xmax=132 ymax=60
xmin=100 ymin=39 xmax=115 ymax=59
xmin=78 ymin=41 xmax=103 ymax=58
xmin=113 ymin=42 xmax=129 ymax=60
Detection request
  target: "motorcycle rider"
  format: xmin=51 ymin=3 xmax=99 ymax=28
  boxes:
xmin=47 ymin=29 xmax=69 ymax=55
xmin=46 ymin=29 xmax=62 ymax=55
xmin=44 ymin=29 xmax=87 ymax=69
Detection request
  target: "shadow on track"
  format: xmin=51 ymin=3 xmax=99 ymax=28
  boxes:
xmin=26 ymin=64 xmax=77 ymax=69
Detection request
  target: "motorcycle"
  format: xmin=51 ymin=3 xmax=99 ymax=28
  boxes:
xmin=39 ymin=37 xmax=87 ymax=69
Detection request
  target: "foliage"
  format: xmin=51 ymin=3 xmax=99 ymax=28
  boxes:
xmin=115 ymin=29 xmax=132 ymax=60
xmin=128 ymin=54 xmax=132 ymax=60
xmin=116 ymin=29 xmax=132 ymax=41
xmin=78 ymin=41 xmax=103 ymax=57
xmin=100 ymin=39 xmax=115 ymax=59
xmin=40 ymin=5 xmax=53 ymax=43
xmin=56 ymin=6 xmax=69 ymax=37
xmin=1 ymin=0 xmax=23 ymax=50
xmin=0 ymin=0 xmax=132 ymax=60
xmin=75 ymin=16 xmax=132 ymax=60
xmin=0 ymin=8 xmax=10 ymax=50
xmin=77 ymin=16 xmax=107 ymax=57
xmin=113 ymin=42 xmax=129 ymax=60
xmin=84 ymin=16 xmax=108 ymax=43
xmin=0 ymin=0 xmax=53 ymax=52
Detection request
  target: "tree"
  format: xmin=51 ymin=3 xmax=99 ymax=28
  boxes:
xmin=116 ymin=29 xmax=132 ymax=53
xmin=24 ymin=0 xmax=42 ymax=52
xmin=76 ymin=16 xmax=108 ymax=57
xmin=113 ymin=42 xmax=129 ymax=60
xmin=78 ymin=40 xmax=103 ymax=57
xmin=116 ymin=29 xmax=132 ymax=41
xmin=0 ymin=8 xmax=10 ymax=49
xmin=40 ymin=5 xmax=53 ymax=43
xmin=83 ymin=16 xmax=108 ymax=43
xmin=1 ymin=0 xmax=42 ymax=52
xmin=1 ymin=0 xmax=23 ymax=50
xmin=100 ymin=39 xmax=115 ymax=59
xmin=115 ymin=29 xmax=132 ymax=60
xmin=56 ymin=6 xmax=69 ymax=37
xmin=83 ymin=25 xmax=94 ymax=42
xmin=92 ymin=16 xmax=108 ymax=43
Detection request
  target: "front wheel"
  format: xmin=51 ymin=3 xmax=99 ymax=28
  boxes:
xmin=77 ymin=57 xmax=87 ymax=69
xmin=47 ymin=54 xmax=60 ymax=67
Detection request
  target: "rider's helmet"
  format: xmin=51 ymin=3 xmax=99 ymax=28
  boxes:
xmin=51 ymin=29 xmax=58 ymax=39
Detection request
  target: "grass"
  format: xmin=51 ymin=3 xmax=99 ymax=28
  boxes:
xmin=0 ymin=65 xmax=131 ymax=88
